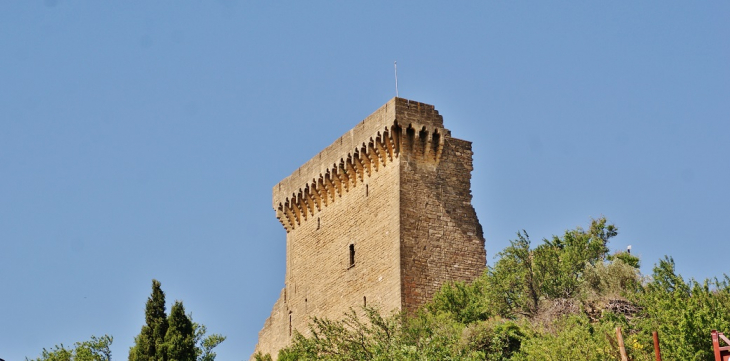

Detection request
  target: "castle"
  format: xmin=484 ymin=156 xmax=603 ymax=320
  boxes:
xmin=253 ymin=98 xmax=486 ymax=358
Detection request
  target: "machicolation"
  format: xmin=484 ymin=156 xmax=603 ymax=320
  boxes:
xmin=254 ymin=97 xmax=486 ymax=359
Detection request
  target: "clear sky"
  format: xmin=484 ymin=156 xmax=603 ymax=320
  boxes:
xmin=1 ymin=1 xmax=728 ymax=360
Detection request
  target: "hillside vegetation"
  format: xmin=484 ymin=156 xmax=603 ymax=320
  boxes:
xmin=258 ymin=217 xmax=730 ymax=361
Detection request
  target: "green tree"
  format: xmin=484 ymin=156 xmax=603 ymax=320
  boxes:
xmin=486 ymin=217 xmax=616 ymax=318
xmin=129 ymin=279 xmax=169 ymax=361
xmin=194 ymin=324 xmax=226 ymax=361
xmin=487 ymin=230 xmax=539 ymax=317
xmin=163 ymin=301 xmax=196 ymax=361
xmin=533 ymin=217 xmax=614 ymax=300
xmin=26 ymin=335 xmax=113 ymax=361
xmin=129 ymin=279 xmax=226 ymax=361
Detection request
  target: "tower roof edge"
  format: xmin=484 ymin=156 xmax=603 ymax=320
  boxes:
xmin=271 ymin=98 xmax=445 ymax=212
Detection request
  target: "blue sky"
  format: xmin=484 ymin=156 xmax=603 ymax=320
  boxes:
xmin=1 ymin=1 xmax=728 ymax=360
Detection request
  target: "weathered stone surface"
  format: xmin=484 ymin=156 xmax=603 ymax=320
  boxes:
xmin=253 ymin=98 xmax=486 ymax=359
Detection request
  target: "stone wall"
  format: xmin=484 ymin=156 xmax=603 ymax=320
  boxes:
xmin=253 ymin=98 xmax=485 ymax=359
xmin=399 ymin=136 xmax=485 ymax=311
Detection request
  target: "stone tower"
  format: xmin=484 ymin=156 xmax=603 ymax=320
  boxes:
xmin=253 ymin=98 xmax=486 ymax=358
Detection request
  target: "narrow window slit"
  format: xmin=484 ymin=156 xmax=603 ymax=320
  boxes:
xmin=349 ymin=244 xmax=355 ymax=268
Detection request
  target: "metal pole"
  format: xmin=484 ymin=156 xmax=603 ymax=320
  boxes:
xmin=653 ymin=331 xmax=662 ymax=361
xmin=394 ymin=61 xmax=399 ymax=97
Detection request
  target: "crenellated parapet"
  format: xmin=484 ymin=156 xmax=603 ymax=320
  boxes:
xmin=272 ymin=98 xmax=449 ymax=232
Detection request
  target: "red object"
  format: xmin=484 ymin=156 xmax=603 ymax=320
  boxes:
xmin=653 ymin=331 xmax=662 ymax=361
xmin=712 ymin=330 xmax=730 ymax=361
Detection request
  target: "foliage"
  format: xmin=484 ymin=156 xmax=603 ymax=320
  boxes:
xmin=513 ymin=314 xmax=631 ymax=361
xmin=26 ymin=335 xmax=113 ymax=361
xmin=459 ymin=317 xmax=525 ymax=360
xmin=581 ymin=252 xmax=642 ymax=299
xmin=272 ymin=217 xmax=730 ymax=361
xmin=163 ymin=301 xmax=196 ymax=361
xmin=194 ymin=324 xmax=226 ymax=361
xmin=252 ymin=353 xmax=272 ymax=361
xmin=610 ymin=251 xmax=641 ymax=269
xmin=277 ymin=307 xmax=404 ymax=360
xmin=128 ymin=279 xmax=225 ymax=361
xmin=427 ymin=275 xmax=491 ymax=324
xmin=478 ymin=217 xmax=617 ymax=320
xmin=129 ymin=279 xmax=169 ymax=361
xmin=633 ymin=256 xmax=730 ymax=360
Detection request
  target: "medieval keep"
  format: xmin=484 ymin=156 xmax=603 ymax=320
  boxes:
xmin=253 ymin=98 xmax=486 ymax=358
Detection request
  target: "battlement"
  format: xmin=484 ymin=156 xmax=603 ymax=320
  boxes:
xmin=272 ymin=98 xmax=450 ymax=232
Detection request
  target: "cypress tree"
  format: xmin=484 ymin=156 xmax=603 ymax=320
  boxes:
xmin=129 ymin=279 xmax=169 ymax=361
xmin=163 ymin=301 xmax=196 ymax=361
xmin=129 ymin=279 xmax=224 ymax=361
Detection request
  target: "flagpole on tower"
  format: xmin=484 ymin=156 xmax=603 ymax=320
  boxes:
xmin=394 ymin=61 xmax=399 ymax=98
